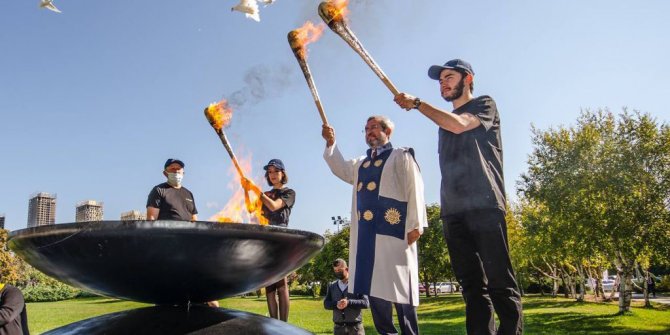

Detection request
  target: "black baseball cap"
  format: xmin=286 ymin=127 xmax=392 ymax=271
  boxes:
xmin=428 ymin=59 xmax=475 ymax=80
xmin=263 ymin=159 xmax=285 ymax=171
xmin=164 ymin=158 xmax=185 ymax=169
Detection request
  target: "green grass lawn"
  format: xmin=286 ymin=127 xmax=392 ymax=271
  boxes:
xmin=27 ymin=294 xmax=670 ymax=334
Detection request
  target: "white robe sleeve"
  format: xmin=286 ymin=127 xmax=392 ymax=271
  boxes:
xmin=323 ymin=142 xmax=364 ymax=186
xmin=400 ymin=150 xmax=428 ymax=235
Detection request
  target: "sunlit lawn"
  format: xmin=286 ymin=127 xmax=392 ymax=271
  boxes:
xmin=27 ymin=294 xmax=670 ymax=334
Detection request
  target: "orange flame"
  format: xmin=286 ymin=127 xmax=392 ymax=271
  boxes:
xmin=331 ymin=0 xmax=350 ymax=20
xmin=321 ymin=0 xmax=349 ymax=23
xmin=209 ymin=153 xmax=269 ymax=225
xmin=289 ymin=21 xmax=326 ymax=60
xmin=205 ymin=99 xmax=233 ymax=131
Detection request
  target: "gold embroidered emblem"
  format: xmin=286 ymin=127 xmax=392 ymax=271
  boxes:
xmin=374 ymin=159 xmax=383 ymax=167
xmin=362 ymin=161 xmax=371 ymax=168
xmin=366 ymin=181 xmax=377 ymax=191
xmin=357 ymin=182 xmax=363 ymax=192
xmin=363 ymin=210 xmax=374 ymax=221
xmin=384 ymin=208 xmax=401 ymax=225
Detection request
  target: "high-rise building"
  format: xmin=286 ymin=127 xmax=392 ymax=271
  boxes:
xmin=120 ymin=210 xmax=146 ymax=220
xmin=0 ymin=214 xmax=5 ymax=230
xmin=28 ymin=192 xmax=57 ymax=228
xmin=76 ymin=200 xmax=104 ymax=222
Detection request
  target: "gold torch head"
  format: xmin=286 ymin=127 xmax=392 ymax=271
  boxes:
xmin=287 ymin=30 xmax=306 ymax=60
xmin=204 ymin=100 xmax=233 ymax=131
xmin=318 ymin=1 xmax=346 ymax=27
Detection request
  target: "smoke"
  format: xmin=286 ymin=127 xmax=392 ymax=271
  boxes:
xmin=226 ymin=63 xmax=295 ymax=109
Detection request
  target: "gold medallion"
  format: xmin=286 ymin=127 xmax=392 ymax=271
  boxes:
xmin=363 ymin=210 xmax=374 ymax=221
xmin=374 ymin=159 xmax=383 ymax=167
xmin=362 ymin=161 xmax=371 ymax=168
xmin=384 ymin=208 xmax=401 ymax=225
xmin=366 ymin=181 xmax=377 ymax=191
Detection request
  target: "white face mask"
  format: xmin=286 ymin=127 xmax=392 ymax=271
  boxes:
xmin=167 ymin=172 xmax=184 ymax=186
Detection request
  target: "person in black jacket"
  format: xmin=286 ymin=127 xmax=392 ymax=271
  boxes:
xmin=324 ymin=258 xmax=369 ymax=335
xmin=0 ymin=282 xmax=29 ymax=335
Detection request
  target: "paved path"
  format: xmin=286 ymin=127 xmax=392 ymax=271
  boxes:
xmin=613 ymin=292 xmax=670 ymax=305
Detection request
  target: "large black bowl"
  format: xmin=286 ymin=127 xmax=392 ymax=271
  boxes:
xmin=8 ymin=221 xmax=324 ymax=305
xmin=43 ymin=305 xmax=314 ymax=335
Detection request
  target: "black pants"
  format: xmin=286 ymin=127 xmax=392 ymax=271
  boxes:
xmin=369 ymin=296 xmax=419 ymax=335
xmin=334 ymin=322 xmax=365 ymax=335
xmin=443 ymin=209 xmax=523 ymax=335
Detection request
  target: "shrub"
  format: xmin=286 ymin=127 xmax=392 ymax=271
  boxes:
xmin=291 ymin=283 xmax=315 ymax=296
xmin=657 ymin=275 xmax=670 ymax=292
xmin=22 ymin=283 xmax=80 ymax=302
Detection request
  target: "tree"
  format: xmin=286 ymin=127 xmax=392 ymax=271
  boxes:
xmin=0 ymin=229 xmax=22 ymax=285
xmin=518 ymin=109 xmax=670 ymax=313
xmin=417 ymin=204 xmax=450 ymax=297
xmin=296 ymin=226 xmax=350 ymax=296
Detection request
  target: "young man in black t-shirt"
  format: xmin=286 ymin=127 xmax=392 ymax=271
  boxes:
xmin=395 ymin=59 xmax=523 ymax=335
xmin=146 ymin=158 xmax=198 ymax=221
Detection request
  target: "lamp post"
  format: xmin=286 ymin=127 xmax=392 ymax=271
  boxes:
xmin=331 ymin=216 xmax=345 ymax=233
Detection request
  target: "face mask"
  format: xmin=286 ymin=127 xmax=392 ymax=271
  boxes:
xmin=334 ymin=271 xmax=346 ymax=280
xmin=167 ymin=172 xmax=183 ymax=186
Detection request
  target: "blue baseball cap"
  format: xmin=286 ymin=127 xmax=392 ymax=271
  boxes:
xmin=428 ymin=59 xmax=475 ymax=80
xmin=263 ymin=159 xmax=285 ymax=171
xmin=164 ymin=158 xmax=185 ymax=169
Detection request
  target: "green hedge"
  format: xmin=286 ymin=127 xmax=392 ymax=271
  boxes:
xmin=22 ymin=284 xmax=81 ymax=302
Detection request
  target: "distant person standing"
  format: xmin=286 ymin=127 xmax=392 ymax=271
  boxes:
xmin=647 ymin=274 xmax=657 ymax=298
xmin=324 ymin=258 xmax=369 ymax=335
xmin=395 ymin=59 xmax=523 ymax=335
xmin=0 ymin=281 xmax=30 ymax=335
xmin=146 ymin=158 xmax=198 ymax=221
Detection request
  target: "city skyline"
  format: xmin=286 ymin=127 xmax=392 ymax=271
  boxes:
xmin=75 ymin=200 xmax=104 ymax=222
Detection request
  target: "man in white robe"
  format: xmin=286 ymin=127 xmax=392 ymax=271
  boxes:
xmin=322 ymin=115 xmax=428 ymax=335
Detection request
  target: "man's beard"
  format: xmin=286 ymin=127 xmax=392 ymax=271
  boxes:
xmin=443 ymin=78 xmax=465 ymax=102
xmin=366 ymin=134 xmax=387 ymax=148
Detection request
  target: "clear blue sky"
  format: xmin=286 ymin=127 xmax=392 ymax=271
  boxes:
xmin=1 ymin=0 xmax=668 ymax=233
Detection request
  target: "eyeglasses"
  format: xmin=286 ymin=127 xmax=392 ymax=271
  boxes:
xmin=363 ymin=124 xmax=382 ymax=133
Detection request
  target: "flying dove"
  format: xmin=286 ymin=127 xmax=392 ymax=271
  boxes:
xmin=231 ymin=0 xmax=276 ymax=22
xmin=39 ymin=0 xmax=62 ymax=13
xmin=232 ymin=0 xmax=261 ymax=22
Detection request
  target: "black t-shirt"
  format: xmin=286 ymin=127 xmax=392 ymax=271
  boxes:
xmin=261 ymin=187 xmax=296 ymax=226
xmin=438 ymin=95 xmax=506 ymax=217
xmin=146 ymin=183 xmax=198 ymax=221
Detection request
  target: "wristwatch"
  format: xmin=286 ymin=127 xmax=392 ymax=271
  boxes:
xmin=412 ymin=97 xmax=421 ymax=109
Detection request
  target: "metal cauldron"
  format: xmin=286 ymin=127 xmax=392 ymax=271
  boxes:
xmin=9 ymin=220 xmax=324 ymax=305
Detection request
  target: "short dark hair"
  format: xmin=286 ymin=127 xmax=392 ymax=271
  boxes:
xmin=332 ymin=258 xmax=347 ymax=267
xmin=265 ymin=170 xmax=288 ymax=187
xmin=455 ymin=69 xmax=474 ymax=93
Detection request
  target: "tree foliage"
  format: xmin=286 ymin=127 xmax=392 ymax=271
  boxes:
xmin=296 ymin=226 xmax=350 ymax=296
xmin=517 ymin=109 xmax=670 ymax=312
xmin=0 ymin=229 xmax=22 ymax=285
xmin=417 ymin=204 xmax=451 ymax=297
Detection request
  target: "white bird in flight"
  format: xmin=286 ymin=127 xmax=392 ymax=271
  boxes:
xmin=39 ymin=0 xmax=62 ymax=13
xmin=231 ymin=0 xmax=276 ymax=22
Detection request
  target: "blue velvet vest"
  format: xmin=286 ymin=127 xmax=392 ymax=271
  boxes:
xmin=353 ymin=148 xmax=408 ymax=295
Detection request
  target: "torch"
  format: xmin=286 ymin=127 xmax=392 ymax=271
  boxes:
xmin=204 ymin=102 xmax=256 ymax=214
xmin=318 ymin=1 xmax=399 ymax=96
xmin=288 ymin=23 xmax=329 ymax=125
